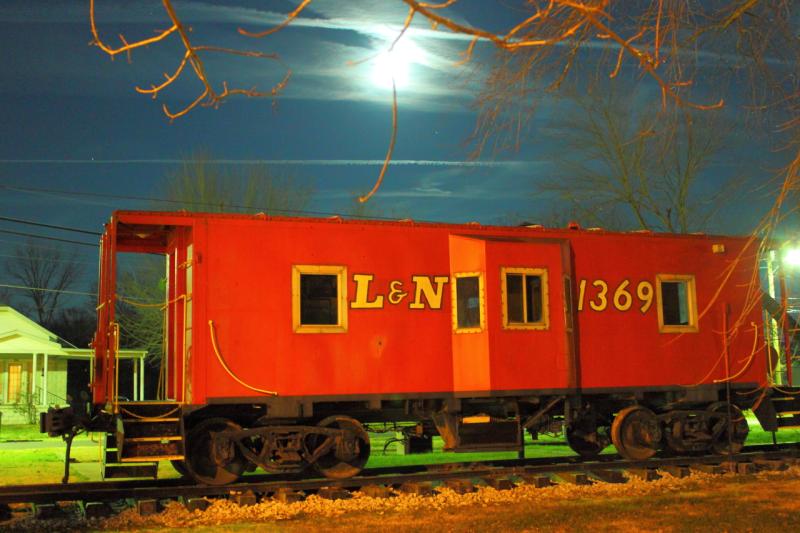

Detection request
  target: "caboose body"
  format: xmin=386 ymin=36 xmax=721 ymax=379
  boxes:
xmin=43 ymin=211 xmax=796 ymax=484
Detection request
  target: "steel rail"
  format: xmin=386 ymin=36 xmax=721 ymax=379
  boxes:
xmin=1 ymin=443 xmax=798 ymax=507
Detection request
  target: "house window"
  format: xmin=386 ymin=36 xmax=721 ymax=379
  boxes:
xmin=292 ymin=265 xmax=348 ymax=333
xmin=501 ymin=267 xmax=549 ymax=330
xmin=452 ymin=272 xmax=485 ymax=333
xmin=7 ymin=363 xmax=22 ymax=403
xmin=656 ymin=274 xmax=698 ymax=333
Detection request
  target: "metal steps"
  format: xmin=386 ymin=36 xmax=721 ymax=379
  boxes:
xmin=101 ymin=402 xmax=184 ymax=480
xmin=771 ymin=391 xmax=800 ymax=430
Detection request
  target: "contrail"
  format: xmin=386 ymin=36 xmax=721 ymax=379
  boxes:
xmin=0 ymin=159 xmax=529 ymax=167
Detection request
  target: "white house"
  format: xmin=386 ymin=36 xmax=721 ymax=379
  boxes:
xmin=0 ymin=306 xmax=146 ymax=425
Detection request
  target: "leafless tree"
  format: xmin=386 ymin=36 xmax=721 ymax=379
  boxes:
xmin=0 ymin=286 xmax=12 ymax=306
xmin=88 ymin=1 xmax=799 ymax=217
xmin=4 ymin=241 xmax=81 ymax=327
xmin=116 ymin=256 xmax=165 ymax=363
xmin=117 ymin=153 xmax=315 ymax=382
xmin=540 ymin=83 xmax=730 ymax=232
xmin=165 ymin=152 xmax=314 ymax=214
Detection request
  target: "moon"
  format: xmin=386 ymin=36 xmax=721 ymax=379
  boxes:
xmin=371 ymin=38 xmax=425 ymax=89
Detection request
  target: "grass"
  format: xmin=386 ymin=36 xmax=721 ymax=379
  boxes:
xmin=0 ymin=424 xmax=95 ymax=442
xmin=0 ymin=424 xmax=47 ymax=442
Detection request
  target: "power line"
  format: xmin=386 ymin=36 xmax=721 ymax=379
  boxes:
xmin=0 ymin=283 xmax=96 ymax=297
xmin=0 ymin=184 xmax=408 ymax=222
xmin=0 ymin=215 xmax=101 ymax=236
xmin=0 ymin=237 xmax=96 ymax=254
xmin=0 ymin=228 xmax=99 ymax=247
xmin=0 ymin=252 xmax=95 ymax=265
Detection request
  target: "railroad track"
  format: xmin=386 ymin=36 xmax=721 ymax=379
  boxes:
xmin=2 ymin=443 xmax=799 ymax=522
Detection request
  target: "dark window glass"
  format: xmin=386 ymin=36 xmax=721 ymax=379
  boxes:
xmin=300 ymin=274 xmax=338 ymax=325
xmin=661 ymin=281 xmax=689 ymax=325
xmin=525 ymin=276 xmax=543 ymax=322
xmin=456 ymin=276 xmax=481 ymax=329
xmin=506 ymin=274 xmax=524 ymax=323
xmin=505 ymin=272 xmax=544 ymax=324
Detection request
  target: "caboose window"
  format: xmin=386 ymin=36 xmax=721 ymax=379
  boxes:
xmin=452 ymin=272 xmax=485 ymax=333
xmin=656 ymin=274 xmax=698 ymax=333
xmin=301 ymin=275 xmax=338 ymax=324
xmin=292 ymin=265 xmax=348 ymax=333
xmin=501 ymin=267 xmax=549 ymax=330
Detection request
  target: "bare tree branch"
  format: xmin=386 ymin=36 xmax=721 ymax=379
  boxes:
xmin=3 ymin=241 xmax=81 ymax=326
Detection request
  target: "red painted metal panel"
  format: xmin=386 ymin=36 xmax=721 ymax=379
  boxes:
xmin=199 ymin=218 xmax=454 ymax=400
xmin=570 ymin=233 xmax=765 ymax=389
xmin=484 ymin=239 xmax=569 ymax=391
xmin=91 ymin=211 xmax=768 ymax=407
xmin=449 ymin=235 xmax=490 ymax=393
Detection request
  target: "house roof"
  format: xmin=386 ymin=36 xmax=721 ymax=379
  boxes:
xmin=0 ymin=306 xmax=69 ymax=355
xmin=0 ymin=306 xmax=146 ymax=359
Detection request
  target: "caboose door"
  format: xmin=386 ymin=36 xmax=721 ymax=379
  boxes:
xmin=449 ymin=235 xmax=575 ymax=393
xmin=164 ymin=227 xmax=193 ymax=403
xmin=487 ymin=237 xmax=574 ymax=392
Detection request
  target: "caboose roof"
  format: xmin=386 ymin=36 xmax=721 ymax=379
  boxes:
xmin=107 ymin=209 xmax=753 ymax=244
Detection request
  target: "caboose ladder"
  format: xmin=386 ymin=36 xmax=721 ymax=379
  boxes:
xmin=102 ymin=402 xmax=184 ymax=480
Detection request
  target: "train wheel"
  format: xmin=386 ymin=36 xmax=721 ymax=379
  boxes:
xmin=184 ymin=417 xmax=247 ymax=486
xmin=708 ymin=402 xmax=748 ymax=454
xmin=311 ymin=415 xmax=370 ymax=480
xmin=611 ymin=406 xmax=661 ymax=460
xmin=566 ymin=426 xmax=610 ymax=459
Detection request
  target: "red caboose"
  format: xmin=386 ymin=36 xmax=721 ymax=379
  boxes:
xmin=43 ymin=211 xmax=796 ymax=484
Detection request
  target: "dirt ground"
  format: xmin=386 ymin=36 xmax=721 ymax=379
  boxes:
xmin=6 ymin=467 xmax=800 ymax=532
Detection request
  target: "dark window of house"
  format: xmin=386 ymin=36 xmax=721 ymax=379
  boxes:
xmin=300 ymin=274 xmax=339 ymax=325
xmin=456 ymin=276 xmax=481 ymax=329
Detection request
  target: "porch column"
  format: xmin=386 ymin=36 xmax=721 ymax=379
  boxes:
xmin=139 ymin=356 xmax=145 ymax=401
xmin=133 ymin=358 xmax=139 ymax=401
xmin=43 ymin=353 xmax=48 ymax=406
xmin=32 ymin=353 xmax=37 ymax=405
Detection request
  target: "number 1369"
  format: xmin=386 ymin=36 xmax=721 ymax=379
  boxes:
xmin=577 ymin=279 xmax=654 ymax=313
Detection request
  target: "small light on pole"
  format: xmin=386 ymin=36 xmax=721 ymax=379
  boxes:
xmin=784 ymin=247 xmax=800 ymax=267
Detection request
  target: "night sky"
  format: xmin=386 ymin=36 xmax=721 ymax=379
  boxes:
xmin=0 ymin=1 xmax=795 ymax=303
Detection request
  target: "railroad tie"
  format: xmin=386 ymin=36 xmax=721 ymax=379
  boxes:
xmin=625 ymin=468 xmax=661 ymax=481
xmin=482 ymin=477 xmax=514 ymax=490
xmin=589 ymin=470 xmax=626 ymax=484
xmin=691 ymin=464 xmax=725 ymax=475
xmin=661 ymin=465 xmax=690 ymax=478
xmin=183 ymin=498 xmax=211 ymax=512
xmin=719 ymin=461 xmax=757 ymax=474
xmin=272 ymin=488 xmax=304 ymax=504
xmin=317 ymin=487 xmax=351 ymax=500
xmin=443 ymin=479 xmax=476 ymax=494
xmin=360 ymin=484 xmax=393 ymax=498
xmin=555 ymin=472 xmax=591 ymax=485
xmin=136 ymin=499 xmax=159 ymax=516
xmin=753 ymin=458 xmax=788 ymax=471
xmin=230 ymin=490 xmax=258 ymax=506
xmin=518 ymin=474 xmax=552 ymax=488
xmin=84 ymin=502 xmax=114 ymax=519
xmin=398 ymin=482 xmax=436 ymax=496
xmin=33 ymin=503 xmax=63 ymax=520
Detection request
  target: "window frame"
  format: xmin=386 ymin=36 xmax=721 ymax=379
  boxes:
xmin=655 ymin=273 xmax=698 ymax=333
xmin=500 ymin=267 xmax=550 ymax=331
xmin=292 ymin=265 xmax=348 ymax=334
xmin=451 ymin=271 xmax=486 ymax=334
